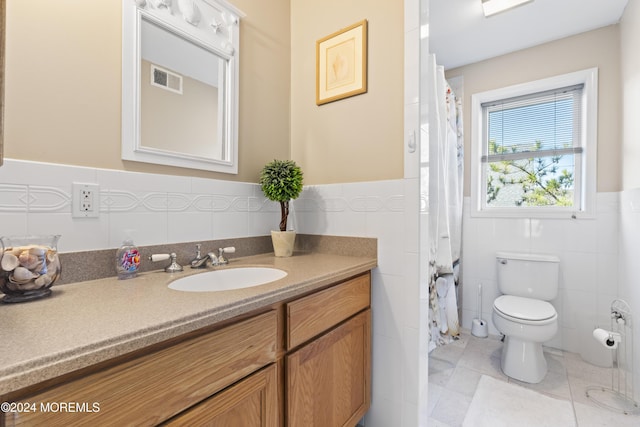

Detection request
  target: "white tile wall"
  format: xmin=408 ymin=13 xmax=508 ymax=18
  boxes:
xmin=460 ymin=193 xmax=620 ymax=365
xmin=0 ymin=159 xmax=280 ymax=252
xmin=293 ymin=178 xmax=421 ymax=427
xmin=618 ymin=188 xmax=640 ymax=396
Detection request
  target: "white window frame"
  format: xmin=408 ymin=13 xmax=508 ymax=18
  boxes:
xmin=470 ymin=68 xmax=598 ymax=218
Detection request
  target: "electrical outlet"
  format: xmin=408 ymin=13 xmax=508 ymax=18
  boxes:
xmin=72 ymin=183 xmax=100 ymax=218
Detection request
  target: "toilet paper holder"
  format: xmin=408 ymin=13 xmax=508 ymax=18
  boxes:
xmin=587 ymin=299 xmax=639 ymax=414
xmin=592 ymin=328 xmax=621 ymax=349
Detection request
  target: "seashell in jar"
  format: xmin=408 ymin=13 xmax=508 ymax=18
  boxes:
xmin=18 ymin=250 xmax=40 ymax=270
xmin=46 ymin=249 xmax=57 ymax=263
xmin=1 ymin=253 xmax=19 ymax=272
xmin=45 ymin=255 xmax=60 ymax=275
xmin=17 ymin=281 xmax=42 ymax=291
xmin=34 ymin=273 xmax=53 ymax=288
xmin=19 ymin=251 xmax=48 ymax=274
xmin=4 ymin=247 xmax=21 ymax=257
xmin=28 ymin=246 xmax=47 ymax=256
xmin=9 ymin=266 xmax=39 ymax=284
xmin=34 ymin=259 xmax=47 ymax=275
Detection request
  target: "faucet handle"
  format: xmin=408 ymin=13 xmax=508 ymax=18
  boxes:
xmin=165 ymin=253 xmax=184 ymax=273
xmin=218 ymin=247 xmax=235 ymax=264
xmin=149 ymin=253 xmax=170 ymax=262
xmin=149 ymin=253 xmax=183 ymax=273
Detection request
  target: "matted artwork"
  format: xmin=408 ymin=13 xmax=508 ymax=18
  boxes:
xmin=316 ymin=19 xmax=368 ymax=105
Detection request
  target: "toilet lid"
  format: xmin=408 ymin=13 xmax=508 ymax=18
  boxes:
xmin=493 ymin=295 xmax=556 ymax=321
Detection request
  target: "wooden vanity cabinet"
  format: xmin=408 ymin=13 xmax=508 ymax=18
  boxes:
xmin=2 ymin=271 xmax=371 ymax=427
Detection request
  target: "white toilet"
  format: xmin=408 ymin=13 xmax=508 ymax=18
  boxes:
xmin=492 ymin=252 xmax=560 ymax=383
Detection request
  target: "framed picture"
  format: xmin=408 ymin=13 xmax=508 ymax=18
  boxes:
xmin=316 ymin=20 xmax=368 ymax=106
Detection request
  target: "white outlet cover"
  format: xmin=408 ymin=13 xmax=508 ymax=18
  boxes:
xmin=72 ymin=182 xmax=100 ymax=218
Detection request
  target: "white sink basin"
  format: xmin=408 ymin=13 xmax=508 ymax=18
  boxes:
xmin=168 ymin=267 xmax=287 ymax=292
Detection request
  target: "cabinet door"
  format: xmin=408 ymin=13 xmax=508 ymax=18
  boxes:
xmin=286 ymin=310 xmax=370 ymax=427
xmin=164 ymin=364 xmax=278 ymax=427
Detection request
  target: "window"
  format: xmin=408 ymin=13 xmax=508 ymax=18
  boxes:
xmin=470 ymin=68 xmax=598 ymax=218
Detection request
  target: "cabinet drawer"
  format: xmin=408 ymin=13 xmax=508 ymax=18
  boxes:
xmin=163 ymin=364 xmax=278 ymax=427
xmin=5 ymin=310 xmax=278 ymax=427
xmin=287 ymin=272 xmax=370 ymax=349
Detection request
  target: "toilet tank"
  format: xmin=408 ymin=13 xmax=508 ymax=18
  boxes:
xmin=496 ymin=252 xmax=560 ymax=300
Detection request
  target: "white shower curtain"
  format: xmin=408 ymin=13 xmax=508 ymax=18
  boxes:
xmin=427 ymin=55 xmax=464 ymax=352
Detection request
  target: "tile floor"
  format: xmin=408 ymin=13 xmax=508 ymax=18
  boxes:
xmin=428 ymin=330 xmax=640 ymax=426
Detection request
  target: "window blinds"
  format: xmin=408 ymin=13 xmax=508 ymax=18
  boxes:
xmin=481 ymin=84 xmax=584 ymax=163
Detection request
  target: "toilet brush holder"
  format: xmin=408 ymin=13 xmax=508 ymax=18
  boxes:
xmin=472 ymin=318 xmax=489 ymax=338
xmin=471 ymin=283 xmax=489 ymax=338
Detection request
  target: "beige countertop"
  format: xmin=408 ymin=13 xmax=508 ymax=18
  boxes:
xmin=0 ymin=251 xmax=377 ymax=397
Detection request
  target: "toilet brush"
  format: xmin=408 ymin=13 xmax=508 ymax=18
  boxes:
xmin=472 ymin=283 xmax=489 ymax=338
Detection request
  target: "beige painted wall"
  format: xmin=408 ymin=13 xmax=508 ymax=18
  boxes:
xmin=4 ymin=0 xmax=290 ymax=183
xmin=290 ymin=0 xmax=404 ymax=185
xmin=447 ymin=25 xmax=622 ymax=196
xmin=621 ymin=0 xmax=640 ymax=190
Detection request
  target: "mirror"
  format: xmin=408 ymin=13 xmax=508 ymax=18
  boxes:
xmin=122 ymin=0 xmax=243 ymax=173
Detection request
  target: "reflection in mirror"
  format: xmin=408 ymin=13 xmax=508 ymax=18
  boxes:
xmin=122 ymin=0 xmax=243 ymax=173
xmin=140 ymin=18 xmax=226 ymax=160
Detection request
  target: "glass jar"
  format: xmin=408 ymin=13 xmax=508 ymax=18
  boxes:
xmin=0 ymin=235 xmax=61 ymax=303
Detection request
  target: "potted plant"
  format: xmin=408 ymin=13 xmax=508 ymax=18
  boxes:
xmin=259 ymin=159 xmax=304 ymax=257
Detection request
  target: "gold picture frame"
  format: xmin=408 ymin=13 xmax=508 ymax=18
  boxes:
xmin=316 ymin=19 xmax=367 ymax=106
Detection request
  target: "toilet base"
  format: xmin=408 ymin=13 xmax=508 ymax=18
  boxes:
xmin=501 ymin=336 xmax=548 ymax=383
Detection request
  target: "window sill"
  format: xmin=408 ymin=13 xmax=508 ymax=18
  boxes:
xmin=469 ymin=208 xmax=595 ymax=220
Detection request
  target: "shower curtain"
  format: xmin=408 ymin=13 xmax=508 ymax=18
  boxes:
xmin=428 ymin=55 xmax=464 ymax=352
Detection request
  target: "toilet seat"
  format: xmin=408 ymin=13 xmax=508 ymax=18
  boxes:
xmin=493 ymin=295 xmax=557 ymax=325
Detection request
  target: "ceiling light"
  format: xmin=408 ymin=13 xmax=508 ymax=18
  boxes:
xmin=482 ymin=0 xmax=533 ymax=17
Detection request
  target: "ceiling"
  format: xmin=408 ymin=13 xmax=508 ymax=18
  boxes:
xmin=429 ymin=0 xmax=629 ymax=70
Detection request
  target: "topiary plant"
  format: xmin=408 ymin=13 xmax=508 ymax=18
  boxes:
xmin=259 ymin=159 xmax=304 ymax=232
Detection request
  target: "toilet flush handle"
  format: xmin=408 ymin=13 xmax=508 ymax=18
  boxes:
xmin=498 ymin=259 xmax=507 ymax=264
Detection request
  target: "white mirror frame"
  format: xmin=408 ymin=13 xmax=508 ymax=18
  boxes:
xmin=122 ymin=0 xmax=243 ymax=173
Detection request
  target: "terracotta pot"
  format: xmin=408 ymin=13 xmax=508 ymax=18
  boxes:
xmin=270 ymin=231 xmax=296 ymax=257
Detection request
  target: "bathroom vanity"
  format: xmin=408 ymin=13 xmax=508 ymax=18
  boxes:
xmin=0 ymin=251 xmax=375 ymax=426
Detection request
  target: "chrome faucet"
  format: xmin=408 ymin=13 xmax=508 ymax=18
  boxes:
xmin=190 ymin=244 xmax=208 ymax=268
xmin=190 ymin=246 xmax=218 ymax=269
xmin=190 ymin=244 xmax=235 ymax=268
